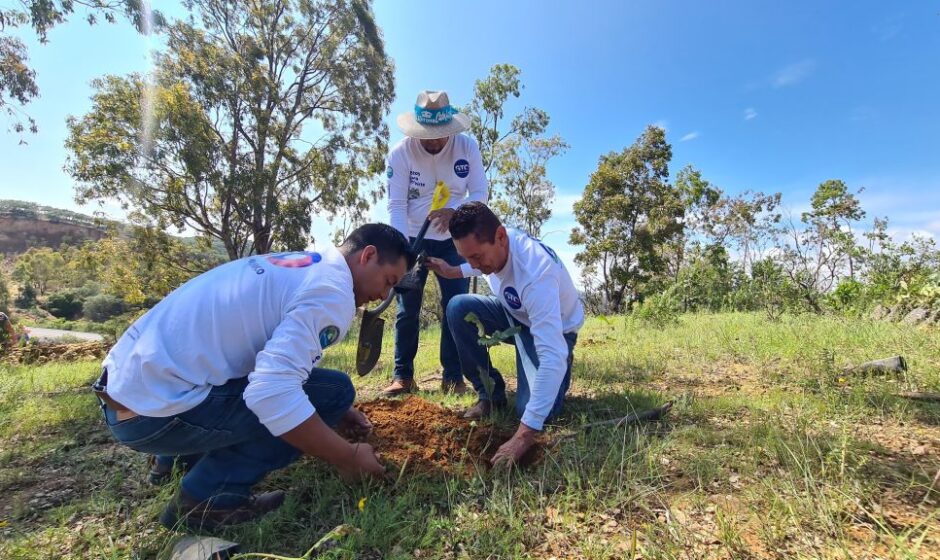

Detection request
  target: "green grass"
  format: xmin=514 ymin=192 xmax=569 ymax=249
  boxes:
xmin=1 ymin=312 xmax=938 ymax=559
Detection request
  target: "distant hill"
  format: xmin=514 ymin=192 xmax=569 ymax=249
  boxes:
xmin=0 ymin=200 xmax=110 ymax=254
xmin=0 ymin=200 xmax=230 ymax=260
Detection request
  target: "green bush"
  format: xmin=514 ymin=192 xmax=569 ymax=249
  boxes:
xmin=672 ymin=252 xmax=734 ymax=312
xmin=0 ymin=274 xmax=9 ymax=314
xmin=632 ymin=290 xmax=682 ymax=325
xmin=896 ymin=271 xmax=940 ymax=312
xmin=827 ymin=279 xmax=865 ymax=312
xmin=83 ymin=294 xmax=126 ymax=322
xmin=43 ymin=291 xmax=84 ymax=320
xmin=15 ymin=284 xmax=37 ymax=309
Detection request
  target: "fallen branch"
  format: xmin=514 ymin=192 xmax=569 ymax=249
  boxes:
xmin=551 ymin=401 xmax=673 ymax=447
xmin=896 ymin=391 xmax=940 ymax=403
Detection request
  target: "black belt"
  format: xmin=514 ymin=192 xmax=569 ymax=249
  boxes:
xmin=92 ymin=368 xmax=132 ymax=413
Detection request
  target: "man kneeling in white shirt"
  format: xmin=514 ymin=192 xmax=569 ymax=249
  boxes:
xmin=427 ymin=202 xmax=585 ymax=465
xmin=93 ymin=224 xmax=414 ymax=531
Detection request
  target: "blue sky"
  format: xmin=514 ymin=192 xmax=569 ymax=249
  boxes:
xmin=1 ymin=0 xmax=938 ymax=281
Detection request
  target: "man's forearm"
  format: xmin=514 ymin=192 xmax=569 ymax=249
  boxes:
xmin=280 ymin=412 xmax=356 ymax=467
xmin=514 ymin=422 xmax=540 ymax=439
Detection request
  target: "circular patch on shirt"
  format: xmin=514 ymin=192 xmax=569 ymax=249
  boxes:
xmin=319 ymin=325 xmax=340 ymax=348
xmin=386 ymin=166 xmax=393 ymax=178
xmin=503 ymin=286 xmax=522 ymax=310
xmin=453 ymin=159 xmax=470 ymax=178
xmin=267 ymin=252 xmax=322 ymax=268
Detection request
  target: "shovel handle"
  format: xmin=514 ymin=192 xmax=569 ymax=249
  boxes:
xmin=364 ymin=290 xmax=395 ymax=317
xmin=362 ymin=217 xmax=434 ymax=319
xmin=412 ymin=216 xmax=433 ymax=248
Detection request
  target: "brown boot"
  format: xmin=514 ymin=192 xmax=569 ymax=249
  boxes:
xmin=159 ymin=489 xmax=285 ymax=531
xmin=441 ymin=379 xmax=469 ymax=395
xmin=463 ymin=399 xmax=492 ymax=419
xmin=381 ymin=378 xmax=418 ymax=396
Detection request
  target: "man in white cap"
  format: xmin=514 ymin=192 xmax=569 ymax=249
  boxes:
xmin=382 ymin=90 xmax=489 ymax=396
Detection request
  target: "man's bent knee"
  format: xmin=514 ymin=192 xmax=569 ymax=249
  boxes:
xmin=446 ymin=294 xmax=478 ymax=324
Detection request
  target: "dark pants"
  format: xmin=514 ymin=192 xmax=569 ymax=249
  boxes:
xmin=446 ymin=294 xmax=577 ymax=423
xmin=393 ymin=237 xmax=470 ymax=383
xmin=101 ymin=368 xmax=355 ymax=507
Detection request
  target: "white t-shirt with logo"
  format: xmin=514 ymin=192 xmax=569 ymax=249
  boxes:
xmin=386 ymin=134 xmax=489 ymax=241
xmin=473 ymin=228 xmax=585 ymax=430
xmin=102 ymin=247 xmax=356 ymax=437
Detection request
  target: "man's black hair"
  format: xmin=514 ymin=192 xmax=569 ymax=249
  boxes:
xmin=341 ymin=223 xmax=416 ymax=269
xmin=449 ymin=201 xmax=502 ymax=243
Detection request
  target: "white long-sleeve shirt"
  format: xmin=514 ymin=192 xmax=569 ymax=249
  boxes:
xmin=386 ymin=134 xmax=488 ymax=241
xmin=102 ymin=247 xmax=356 ymax=437
xmin=470 ymin=228 xmax=585 ymax=430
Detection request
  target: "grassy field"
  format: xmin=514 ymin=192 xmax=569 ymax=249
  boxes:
xmin=1 ymin=312 xmax=938 ymax=559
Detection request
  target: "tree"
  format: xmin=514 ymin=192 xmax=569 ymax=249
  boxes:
xmin=463 ymin=65 xmax=547 ymax=177
xmin=66 ymin=0 xmax=394 ymax=259
xmin=701 ymin=189 xmax=782 ymax=273
xmin=0 ymin=1 xmax=160 ymax=135
xmin=665 ymin=165 xmax=722 ymax=281
xmin=463 ymin=64 xmax=566 ymax=235
xmin=804 ymin=179 xmax=866 ymax=278
xmin=70 ymin=225 xmax=221 ymax=305
xmin=12 ymin=247 xmax=66 ymax=295
xmin=569 ymin=126 xmax=684 ymax=312
xmin=776 ymin=180 xmax=865 ymax=312
xmin=490 ymin=134 xmax=569 ymax=236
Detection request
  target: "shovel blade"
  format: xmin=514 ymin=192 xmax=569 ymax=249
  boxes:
xmin=356 ymin=314 xmax=385 ymax=376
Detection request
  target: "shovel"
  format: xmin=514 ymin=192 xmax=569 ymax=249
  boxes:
xmin=356 ymin=182 xmax=450 ymax=375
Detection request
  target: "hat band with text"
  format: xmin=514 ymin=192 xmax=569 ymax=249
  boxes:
xmin=414 ymin=104 xmax=457 ymax=125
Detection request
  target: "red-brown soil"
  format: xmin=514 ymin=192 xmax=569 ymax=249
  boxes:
xmin=356 ymin=397 xmax=541 ymax=474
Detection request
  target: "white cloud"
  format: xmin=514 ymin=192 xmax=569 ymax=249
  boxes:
xmin=680 ymin=131 xmax=700 ymax=142
xmin=772 ymin=59 xmax=816 ymax=88
xmin=744 ymin=107 xmax=758 ymax=120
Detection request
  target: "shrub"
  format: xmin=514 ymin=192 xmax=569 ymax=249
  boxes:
xmin=15 ymin=284 xmax=37 ymax=309
xmin=83 ymin=294 xmax=126 ymax=322
xmin=43 ymin=291 xmax=84 ymax=320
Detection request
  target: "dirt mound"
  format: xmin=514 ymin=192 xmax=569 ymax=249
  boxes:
xmin=357 ymin=397 xmax=539 ymax=475
xmin=2 ymin=341 xmax=111 ymax=365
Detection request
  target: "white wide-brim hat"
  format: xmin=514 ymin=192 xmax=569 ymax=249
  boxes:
xmin=397 ymin=90 xmax=471 ymax=140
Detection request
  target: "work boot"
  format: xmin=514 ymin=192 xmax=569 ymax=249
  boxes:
xmin=159 ymin=489 xmax=286 ymax=532
xmin=381 ymin=378 xmax=418 ymax=396
xmin=440 ymin=379 xmax=469 ymax=395
xmin=463 ymin=398 xmax=507 ymax=419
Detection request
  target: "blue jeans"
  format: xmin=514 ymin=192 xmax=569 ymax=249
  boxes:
xmin=101 ymin=368 xmax=355 ymax=507
xmin=394 ymin=237 xmax=470 ymax=382
xmin=446 ymin=294 xmax=577 ymax=422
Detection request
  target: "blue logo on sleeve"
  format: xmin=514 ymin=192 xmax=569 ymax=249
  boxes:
xmin=503 ymin=286 xmax=522 ymax=310
xmin=319 ymin=325 xmax=340 ymax=349
xmin=267 ymin=252 xmax=322 ymax=268
xmin=386 ymin=166 xmax=393 ymax=178
xmin=454 ymin=159 xmax=470 ymax=178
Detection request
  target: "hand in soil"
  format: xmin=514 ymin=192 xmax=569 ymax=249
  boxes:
xmin=338 ymin=442 xmax=386 ymax=483
xmin=338 ymin=407 xmax=373 ymax=441
xmin=491 ymin=425 xmax=538 ymax=467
